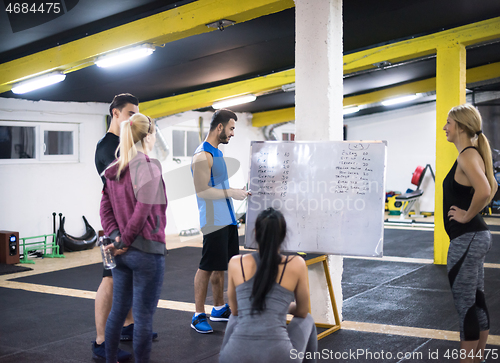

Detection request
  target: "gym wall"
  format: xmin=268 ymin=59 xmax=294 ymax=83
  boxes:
xmin=344 ymin=102 xmax=437 ymax=213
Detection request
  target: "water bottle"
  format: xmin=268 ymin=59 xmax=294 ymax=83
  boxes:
xmin=98 ymin=236 xmax=116 ymax=270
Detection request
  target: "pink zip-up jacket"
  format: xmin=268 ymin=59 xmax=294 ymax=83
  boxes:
xmin=100 ymin=152 xmax=167 ymax=255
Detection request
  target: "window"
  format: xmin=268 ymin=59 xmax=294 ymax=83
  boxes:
xmin=0 ymin=121 xmax=79 ymax=163
xmin=172 ymin=130 xmax=185 ymax=157
xmin=172 ymin=129 xmax=203 ymax=157
xmin=44 ymin=131 xmax=73 ymax=156
xmin=186 ymin=131 xmax=200 ymax=156
xmin=0 ymin=125 xmax=36 ymax=159
xmin=40 ymin=123 xmax=78 ymax=161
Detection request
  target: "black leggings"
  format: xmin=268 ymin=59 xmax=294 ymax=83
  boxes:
xmin=447 ymin=230 xmax=491 ymax=341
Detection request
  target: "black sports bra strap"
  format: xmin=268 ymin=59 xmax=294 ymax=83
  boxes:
xmin=240 ymin=255 xmax=246 ymax=282
xmin=278 ymin=256 xmax=292 ymax=285
xmin=460 ymin=146 xmax=477 ymax=154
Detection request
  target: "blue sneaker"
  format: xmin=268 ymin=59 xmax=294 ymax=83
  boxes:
xmin=120 ymin=323 xmax=158 ymax=341
xmin=91 ymin=341 xmax=131 ymax=362
xmin=191 ymin=313 xmax=213 ymax=333
xmin=210 ymin=303 xmax=231 ymax=322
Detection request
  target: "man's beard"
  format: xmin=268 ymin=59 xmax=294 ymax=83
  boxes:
xmin=219 ymin=129 xmax=229 ymax=144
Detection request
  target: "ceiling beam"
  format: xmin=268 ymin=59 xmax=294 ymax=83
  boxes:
xmin=252 ymin=107 xmax=295 ymax=127
xmin=343 ymin=16 xmax=500 ymax=74
xmin=251 ymin=61 xmax=500 ymax=127
xmin=142 ymin=17 xmax=500 ymax=119
xmin=342 ymin=78 xmax=436 ymax=108
xmin=2 ymin=5 xmax=498 ymax=114
xmin=344 ymin=61 xmax=500 ymax=107
xmin=0 ymin=0 xmax=295 ymax=93
xmin=141 ymin=69 xmax=295 ymax=118
xmin=466 ymin=61 xmax=500 ymax=86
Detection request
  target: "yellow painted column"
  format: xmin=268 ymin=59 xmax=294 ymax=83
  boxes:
xmin=434 ymin=43 xmax=466 ymax=265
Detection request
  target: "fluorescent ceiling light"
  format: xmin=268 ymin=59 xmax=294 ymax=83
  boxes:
xmin=281 ymin=83 xmax=296 ymax=92
xmin=381 ymin=94 xmax=418 ymax=106
xmin=12 ymin=72 xmax=66 ymax=94
xmin=212 ymin=94 xmax=257 ymax=109
xmin=343 ymin=106 xmax=360 ymax=115
xmin=95 ymin=44 xmax=155 ymax=68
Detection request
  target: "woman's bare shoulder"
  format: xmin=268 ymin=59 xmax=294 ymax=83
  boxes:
xmin=458 ymin=147 xmax=481 ymax=161
xmin=228 ymin=254 xmax=241 ymax=266
xmin=229 ymin=253 xmax=254 ymax=266
xmin=287 ymin=255 xmax=307 ymax=270
xmin=458 ymin=147 xmax=485 ymax=170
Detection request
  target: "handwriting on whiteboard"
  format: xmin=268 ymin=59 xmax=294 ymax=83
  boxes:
xmin=245 ymin=141 xmax=386 ymax=256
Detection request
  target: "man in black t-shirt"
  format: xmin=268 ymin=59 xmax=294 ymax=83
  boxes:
xmin=92 ymin=94 xmax=139 ymax=361
xmin=95 ymin=133 xmax=119 ymax=184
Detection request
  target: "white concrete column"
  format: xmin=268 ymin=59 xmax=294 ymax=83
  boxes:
xmin=294 ymin=0 xmax=343 ymax=324
xmin=295 ymin=0 xmax=344 ymax=141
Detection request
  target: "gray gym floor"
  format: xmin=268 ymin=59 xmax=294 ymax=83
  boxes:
xmin=0 ymin=227 xmax=499 ymax=362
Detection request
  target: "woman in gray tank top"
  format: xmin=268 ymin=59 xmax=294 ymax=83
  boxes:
xmin=219 ymin=208 xmax=317 ymax=363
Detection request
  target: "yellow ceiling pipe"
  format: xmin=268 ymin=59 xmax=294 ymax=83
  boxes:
xmin=251 ymin=61 xmax=500 ymax=127
xmin=141 ymin=69 xmax=295 ymax=118
xmin=343 ymin=16 xmax=500 ymax=74
xmin=0 ymin=0 xmax=295 ymax=94
xmin=252 ymin=107 xmax=295 ymax=127
xmin=342 ymin=78 xmax=436 ymax=108
xmin=1 ymin=5 xmax=499 ymax=113
xmin=145 ymin=17 xmax=500 ymax=119
xmin=344 ymin=61 xmax=500 ymax=108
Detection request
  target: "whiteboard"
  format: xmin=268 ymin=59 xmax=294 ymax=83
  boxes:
xmin=245 ymin=141 xmax=387 ymax=257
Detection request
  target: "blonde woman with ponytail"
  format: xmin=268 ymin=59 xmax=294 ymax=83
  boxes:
xmin=442 ymin=104 xmax=497 ymax=363
xmin=100 ymin=113 xmax=167 ymax=363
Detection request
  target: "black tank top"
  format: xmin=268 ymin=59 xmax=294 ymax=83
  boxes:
xmin=442 ymin=146 xmax=488 ymax=240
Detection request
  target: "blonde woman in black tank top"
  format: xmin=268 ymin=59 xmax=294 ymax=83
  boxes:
xmin=442 ymin=104 xmax=497 ymax=363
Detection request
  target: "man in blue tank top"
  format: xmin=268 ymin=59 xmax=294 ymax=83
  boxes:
xmin=191 ymin=109 xmax=249 ymax=334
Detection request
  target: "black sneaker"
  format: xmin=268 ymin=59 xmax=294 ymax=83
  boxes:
xmin=91 ymin=341 xmax=132 ymax=362
xmin=120 ymin=323 xmax=158 ymax=341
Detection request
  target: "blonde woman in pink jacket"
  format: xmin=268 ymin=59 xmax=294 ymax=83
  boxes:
xmin=100 ymin=113 xmax=167 ymax=363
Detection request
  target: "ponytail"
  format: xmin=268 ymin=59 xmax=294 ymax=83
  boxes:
xmin=476 ymin=133 xmax=497 ymax=203
xmin=251 ymin=208 xmax=287 ymax=314
xmin=448 ymin=104 xmax=498 ymax=202
xmin=113 ymin=113 xmax=152 ymax=180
